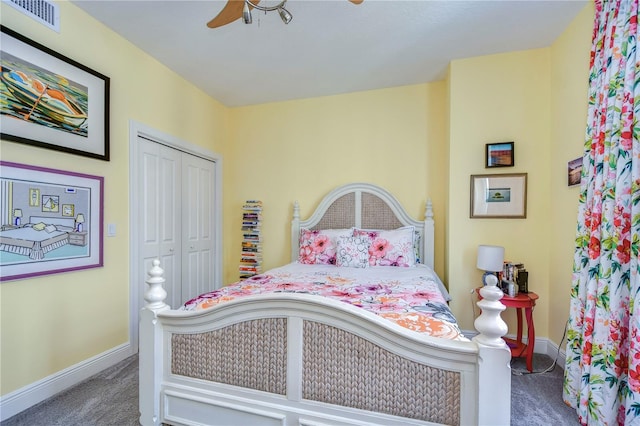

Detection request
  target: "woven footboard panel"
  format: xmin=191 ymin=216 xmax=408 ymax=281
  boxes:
xmin=171 ymin=318 xmax=287 ymax=395
xmin=302 ymin=321 xmax=461 ymax=425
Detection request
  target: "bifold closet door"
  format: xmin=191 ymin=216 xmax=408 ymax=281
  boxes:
xmin=139 ymin=138 xmax=182 ymax=309
xmin=180 ymin=154 xmax=216 ymax=303
xmin=137 ymin=136 xmax=217 ymax=309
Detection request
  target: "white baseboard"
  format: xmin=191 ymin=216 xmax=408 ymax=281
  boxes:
xmin=545 ymin=337 xmax=566 ymax=370
xmin=0 ymin=343 xmax=135 ymax=422
xmin=461 ymin=330 xmax=566 ymax=370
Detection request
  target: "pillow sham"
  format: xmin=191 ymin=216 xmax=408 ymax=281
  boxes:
xmin=413 ymin=229 xmax=422 ymax=264
xmin=298 ymin=228 xmax=353 ymax=265
xmin=336 ymin=235 xmax=371 ymax=268
xmin=353 ymin=226 xmax=416 ymax=267
xmin=44 ymin=224 xmax=57 ymax=233
xmin=32 ymin=222 xmax=46 ymax=231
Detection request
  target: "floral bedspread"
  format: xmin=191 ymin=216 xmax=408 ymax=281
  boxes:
xmin=182 ymin=263 xmax=467 ymax=341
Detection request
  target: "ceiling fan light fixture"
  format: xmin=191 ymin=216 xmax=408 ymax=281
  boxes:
xmin=278 ymin=6 xmax=292 ymax=24
xmin=240 ymin=0 xmax=292 ymax=25
xmin=242 ymin=1 xmax=252 ymax=24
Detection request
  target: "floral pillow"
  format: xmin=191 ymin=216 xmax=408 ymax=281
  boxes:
xmin=353 ymin=226 xmax=416 ymax=267
xmin=336 ymin=235 xmax=371 ymax=268
xmin=298 ymin=228 xmax=353 ymax=265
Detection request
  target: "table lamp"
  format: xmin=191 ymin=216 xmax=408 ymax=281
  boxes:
xmin=477 ymin=244 xmax=504 ymax=287
xmin=76 ymin=214 xmax=85 ymax=232
xmin=13 ymin=209 xmax=22 ymax=226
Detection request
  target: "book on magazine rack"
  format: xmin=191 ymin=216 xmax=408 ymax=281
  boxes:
xmin=239 ymin=199 xmax=263 ymax=280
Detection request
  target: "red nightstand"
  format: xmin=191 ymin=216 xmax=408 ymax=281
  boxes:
xmin=476 ymin=288 xmax=539 ymax=372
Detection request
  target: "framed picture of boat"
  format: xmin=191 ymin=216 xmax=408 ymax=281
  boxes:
xmin=0 ymin=26 xmax=110 ymax=161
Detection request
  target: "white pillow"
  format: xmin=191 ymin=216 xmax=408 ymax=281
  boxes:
xmin=353 ymin=226 xmax=416 ymax=267
xmin=298 ymin=228 xmax=353 ymax=265
xmin=44 ymin=224 xmax=57 ymax=233
xmin=336 ymin=235 xmax=371 ymax=268
xmin=32 ymin=222 xmax=46 ymax=231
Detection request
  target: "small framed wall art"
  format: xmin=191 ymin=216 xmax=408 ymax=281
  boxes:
xmin=485 ymin=142 xmax=514 ymax=168
xmin=0 ymin=26 xmax=110 ymax=161
xmin=470 ymin=173 xmax=527 ymax=218
xmin=567 ymin=157 xmax=582 ymax=187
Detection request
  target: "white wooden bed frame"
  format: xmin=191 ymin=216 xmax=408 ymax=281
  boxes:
xmin=139 ymin=182 xmax=511 ymax=426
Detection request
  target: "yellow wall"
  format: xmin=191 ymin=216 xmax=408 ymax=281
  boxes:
xmin=549 ymin=4 xmax=593 ymax=346
xmin=445 ymin=4 xmax=593 ymax=333
xmin=0 ymin=2 xmax=230 ymax=394
xmin=448 ymin=48 xmax=552 ymax=331
xmin=225 ymin=83 xmax=448 ymax=283
xmin=0 ymin=0 xmax=594 ymax=403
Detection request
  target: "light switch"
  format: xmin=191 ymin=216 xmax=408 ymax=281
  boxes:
xmin=107 ymin=223 xmax=116 ymax=237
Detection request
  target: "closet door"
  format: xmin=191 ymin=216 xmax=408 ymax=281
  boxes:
xmin=139 ymin=138 xmax=182 ymax=309
xmin=181 ymin=154 xmax=216 ymax=302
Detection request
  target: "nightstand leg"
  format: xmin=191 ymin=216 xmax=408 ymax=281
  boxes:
xmin=516 ymin=307 xmax=523 ymax=344
xmin=525 ymin=307 xmax=535 ymax=372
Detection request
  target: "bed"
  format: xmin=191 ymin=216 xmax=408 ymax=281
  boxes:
xmin=0 ymin=216 xmax=75 ymax=260
xmin=139 ymin=182 xmax=512 ymax=426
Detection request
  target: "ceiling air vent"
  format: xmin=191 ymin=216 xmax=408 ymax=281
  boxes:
xmin=3 ymin=0 xmax=60 ymax=32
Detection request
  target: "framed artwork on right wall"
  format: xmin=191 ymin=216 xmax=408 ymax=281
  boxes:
xmin=470 ymin=173 xmax=527 ymax=218
xmin=485 ymin=142 xmax=514 ymax=168
xmin=568 ymin=157 xmax=582 ymax=187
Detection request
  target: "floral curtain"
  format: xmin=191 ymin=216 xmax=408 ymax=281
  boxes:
xmin=563 ymin=0 xmax=640 ymax=424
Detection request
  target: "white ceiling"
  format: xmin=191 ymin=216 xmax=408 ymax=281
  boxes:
xmin=72 ymin=0 xmax=588 ymax=107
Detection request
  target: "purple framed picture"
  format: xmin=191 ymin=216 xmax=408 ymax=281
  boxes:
xmin=0 ymin=161 xmax=103 ymax=281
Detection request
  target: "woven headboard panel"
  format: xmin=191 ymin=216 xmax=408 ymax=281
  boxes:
xmin=361 ymin=192 xmax=404 ymax=230
xmin=302 ymin=320 xmax=461 ymax=425
xmin=291 ymin=183 xmax=434 ymax=268
xmin=312 ymin=193 xmax=356 ymax=230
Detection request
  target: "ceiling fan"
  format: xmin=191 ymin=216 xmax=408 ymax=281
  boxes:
xmin=207 ymin=0 xmax=364 ymax=28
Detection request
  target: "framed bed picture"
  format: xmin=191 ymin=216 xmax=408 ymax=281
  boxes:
xmin=0 ymin=26 xmax=110 ymax=161
xmin=470 ymin=173 xmax=527 ymax=218
xmin=485 ymin=142 xmax=514 ymax=168
xmin=0 ymin=161 xmax=104 ymax=281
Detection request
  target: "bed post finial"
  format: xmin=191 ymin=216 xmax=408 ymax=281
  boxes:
xmin=144 ymin=259 xmax=168 ymax=309
xmin=423 ymin=198 xmax=435 ymax=269
xmin=473 ymin=286 xmax=508 ymax=346
xmin=425 ymin=198 xmax=434 ymax=221
xmin=293 ymin=200 xmax=300 ymax=220
xmin=291 ymin=201 xmax=301 ymax=263
xmin=140 ymin=260 xmax=169 ymax=425
xmin=473 ymin=285 xmax=511 ymax=425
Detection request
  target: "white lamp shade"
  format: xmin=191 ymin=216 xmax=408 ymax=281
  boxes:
xmin=76 ymin=214 xmax=85 ymax=223
xmin=13 ymin=209 xmax=22 ymax=218
xmin=477 ymin=245 xmax=504 ymax=272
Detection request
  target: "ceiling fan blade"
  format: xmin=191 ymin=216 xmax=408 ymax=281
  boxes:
xmin=348 ymin=0 xmax=364 ymax=4
xmin=207 ymin=0 xmax=260 ymax=28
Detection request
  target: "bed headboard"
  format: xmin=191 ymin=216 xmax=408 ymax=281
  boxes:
xmin=291 ymin=182 xmax=435 ymax=269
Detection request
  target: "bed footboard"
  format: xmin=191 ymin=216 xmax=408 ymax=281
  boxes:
xmin=140 ymin=260 xmax=511 ymax=426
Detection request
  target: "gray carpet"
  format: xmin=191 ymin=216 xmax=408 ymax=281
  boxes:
xmin=510 ymin=353 xmax=580 ymax=426
xmin=2 ymin=352 xmax=580 ymax=425
xmin=1 ymin=355 xmax=139 ymax=426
